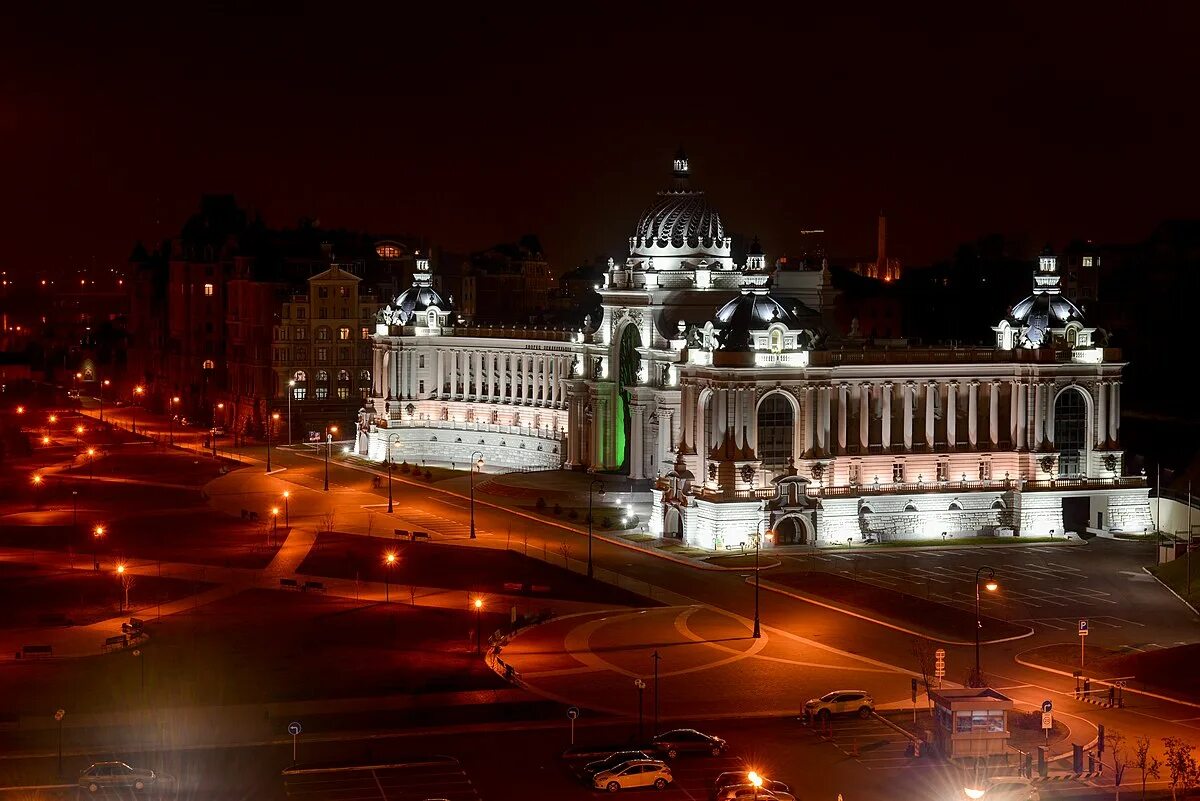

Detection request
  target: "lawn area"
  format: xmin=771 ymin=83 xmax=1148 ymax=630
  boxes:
xmin=0 ymin=562 xmax=213 ymax=628
xmin=88 ymin=451 xmax=233 ymax=486
xmin=1149 ymin=556 xmax=1200 ymax=606
xmin=298 ymin=533 xmax=653 ymax=606
xmin=0 ymin=589 xmax=509 ymax=714
xmin=769 ymin=571 xmax=1029 ymax=644
xmin=868 ymin=535 xmax=1061 ymax=548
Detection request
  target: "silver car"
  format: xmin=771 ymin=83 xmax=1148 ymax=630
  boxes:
xmin=78 ymin=761 xmax=156 ymax=793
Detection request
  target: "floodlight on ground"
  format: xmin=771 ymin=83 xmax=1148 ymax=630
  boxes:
xmin=748 ymin=772 xmax=762 ymax=789
xmin=75 ymin=425 xmax=84 ymax=435
xmin=964 ymin=788 xmax=985 ymax=800
xmin=93 ymin=525 xmax=105 ymax=538
xmin=16 ymin=406 xmax=24 ymax=414
xmin=134 ymin=387 xmax=144 ymax=396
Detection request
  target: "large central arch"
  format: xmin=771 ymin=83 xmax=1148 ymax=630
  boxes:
xmin=1054 ymin=386 xmax=1088 ymax=476
xmin=615 ymin=323 xmax=642 ymax=473
xmin=756 ymin=392 xmax=795 ymax=470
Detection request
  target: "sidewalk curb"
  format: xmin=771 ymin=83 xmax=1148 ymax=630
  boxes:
xmin=757 ymin=577 xmax=1035 ymax=646
xmin=1013 ymin=652 xmax=1200 ymax=711
xmin=1141 ymin=566 xmax=1200 ymax=617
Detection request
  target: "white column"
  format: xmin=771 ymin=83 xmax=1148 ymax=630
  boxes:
xmin=946 ymin=381 xmax=958 ymax=449
xmin=1046 ymin=383 xmax=1056 ymax=446
xmin=1017 ymin=382 xmax=1027 ymax=450
xmin=967 ymin=381 xmax=978 ymax=448
xmin=1110 ymin=381 xmax=1120 ymax=443
xmin=859 ymin=382 xmax=870 ymax=450
xmin=803 ymin=386 xmax=815 ymax=455
xmin=925 ymin=381 xmax=936 ymax=449
xmin=630 ymin=403 xmax=645 ymax=478
xmin=837 ymin=383 xmax=848 ymax=453
xmin=989 ymin=380 xmax=1000 ymax=448
xmin=903 ymin=382 xmax=914 ymax=450
xmin=435 ymin=349 xmax=445 ymax=398
xmin=815 ymin=386 xmax=827 ymax=453
xmin=476 ymin=352 xmax=484 ymax=399
xmin=1034 ymin=381 xmax=1044 ymax=447
xmin=1096 ymin=380 xmax=1107 ymax=446
xmin=525 ymin=355 xmax=534 ymax=405
xmin=881 ymin=382 xmax=892 ymax=450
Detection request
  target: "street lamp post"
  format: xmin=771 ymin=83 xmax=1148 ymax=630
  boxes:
xmin=749 ymin=772 xmax=762 ymax=801
xmin=266 ymin=409 xmax=280 ymax=473
xmin=473 ymin=597 xmax=483 ymax=654
xmin=211 ymin=402 xmax=224 ymax=458
xmin=131 ymin=386 xmax=144 ymax=434
xmin=752 ymin=519 xmax=773 ymax=639
xmin=32 ymin=474 xmax=43 ymax=509
xmin=86 ymin=447 xmax=95 ymax=479
xmin=98 ymin=378 xmax=110 ymax=422
xmin=387 ymin=433 xmax=401 ymax=513
xmin=168 ymin=396 xmax=180 ymax=446
xmin=92 ymin=524 xmax=105 ymax=571
xmin=469 ymin=451 xmax=484 ymax=539
xmin=287 ymin=380 xmax=295 ymax=446
xmin=384 ymin=551 xmax=396 ymax=601
xmin=634 ymin=678 xmax=646 ymax=740
xmin=270 ymin=507 xmax=280 ymax=546
xmin=588 ymin=478 xmax=606 ymax=579
xmin=651 ymin=649 xmax=661 ymax=736
xmin=116 ymin=563 xmax=130 ymax=612
xmin=971 ymin=566 xmax=999 ymax=687
xmin=282 ymin=490 xmax=290 ymax=528
xmin=323 ymin=425 xmax=338 ymax=491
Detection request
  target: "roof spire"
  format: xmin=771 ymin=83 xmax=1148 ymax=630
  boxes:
xmin=672 ymin=146 xmax=690 ymax=189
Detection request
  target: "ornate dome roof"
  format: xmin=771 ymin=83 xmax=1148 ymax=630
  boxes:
xmin=1009 ymin=292 xmax=1082 ymax=325
xmin=635 ymin=190 xmax=725 ymax=248
xmin=390 ymin=284 xmax=450 ymax=323
xmin=711 ymin=290 xmax=817 ymax=350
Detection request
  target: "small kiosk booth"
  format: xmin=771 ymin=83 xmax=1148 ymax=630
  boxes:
xmin=929 ymin=688 xmax=1014 ymax=759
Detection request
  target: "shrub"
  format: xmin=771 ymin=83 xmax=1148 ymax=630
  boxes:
xmin=399 ymin=462 xmax=410 ymax=474
xmin=553 ymin=503 xmax=563 ymax=516
xmin=601 ymin=515 xmax=613 ymax=528
xmin=535 ymin=497 xmax=547 ymax=511
xmin=567 ymin=509 xmax=579 ymax=520
xmin=628 ymin=514 xmax=640 ymax=528
xmin=424 ymin=469 xmax=433 ymax=481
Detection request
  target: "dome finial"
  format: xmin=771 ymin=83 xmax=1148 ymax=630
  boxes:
xmin=672 ymin=146 xmax=689 ymax=187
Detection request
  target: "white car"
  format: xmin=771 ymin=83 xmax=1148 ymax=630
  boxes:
xmin=804 ymin=690 xmax=875 ymax=719
xmin=964 ymin=776 xmax=1040 ymax=800
xmin=593 ymin=759 xmax=673 ymax=792
xmin=717 ymin=787 xmax=795 ymax=801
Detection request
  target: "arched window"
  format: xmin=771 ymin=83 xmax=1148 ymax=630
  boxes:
xmin=1054 ymin=387 xmax=1088 ymax=476
xmin=427 ymin=311 xmax=437 ymax=328
xmin=859 ymin=504 xmax=874 ymax=516
xmin=991 ymin=499 xmax=1006 ymax=510
xmin=292 ymin=370 xmax=307 ymax=400
xmin=1066 ymin=327 xmax=1078 ymax=347
xmin=337 ymin=370 xmax=351 ymax=399
xmin=756 ymin=393 xmax=794 ymax=470
xmin=202 ymin=359 xmax=215 ymax=370
xmin=338 ymin=327 xmax=351 ymax=341
xmin=948 ymin=501 xmax=963 ymax=511
xmin=358 ymin=369 xmax=371 ymax=398
xmin=769 ymin=328 xmax=783 ymax=353
xmin=904 ymin=502 xmax=918 ymax=512
xmin=315 ymin=370 xmax=330 ymax=399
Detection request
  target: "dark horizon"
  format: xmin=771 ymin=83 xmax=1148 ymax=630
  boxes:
xmin=4 ymin=3 xmax=1199 ymax=274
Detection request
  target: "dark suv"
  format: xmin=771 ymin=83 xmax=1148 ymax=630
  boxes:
xmin=650 ymin=729 xmax=727 ymax=758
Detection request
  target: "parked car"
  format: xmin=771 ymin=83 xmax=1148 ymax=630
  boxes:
xmin=803 ymin=690 xmax=875 ymax=720
xmin=592 ymin=759 xmax=672 ymax=792
xmin=582 ymin=751 xmax=654 ymax=778
xmin=78 ymin=761 xmax=156 ymax=793
xmin=964 ymin=776 xmax=1040 ymax=800
xmin=650 ymin=729 xmax=727 ymax=758
xmin=717 ymin=787 xmax=795 ymax=801
xmin=713 ymin=772 xmax=792 ymax=801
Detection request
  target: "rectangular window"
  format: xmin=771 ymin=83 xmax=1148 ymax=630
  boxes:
xmin=892 ymin=462 xmax=904 ymax=483
xmin=339 ymin=286 xmax=349 ymax=298
xmin=936 ymin=461 xmax=948 ymax=482
xmin=204 ymin=283 xmax=214 ymax=296
xmin=293 ymin=387 xmax=306 ymax=400
xmin=318 ymin=287 xmax=329 ymax=299
xmin=297 ymin=308 xmax=307 ymax=320
xmin=419 ymin=354 xmax=425 ymax=368
xmin=314 ymin=387 xmax=329 ymax=399
xmin=338 ymin=327 xmax=351 ymax=341
xmin=338 ymin=347 xmax=349 ymax=361
xmin=1082 ymin=256 xmax=1093 ymax=267
xmin=317 ymin=347 xmax=328 ymax=362
xmin=419 ymin=380 xmax=425 ymax=394
xmin=296 ymin=346 xmax=308 ymax=360
xmin=337 ymin=387 xmax=350 ymax=399
xmin=361 ymin=327 xmax=370 ymax=340
xmin=979 ymin=461 xmax=991 ymax=481
xmin=319 ymin=308 xmax=328 ymax=319
xmin=295 ymin=326 xmax=307 ymax=340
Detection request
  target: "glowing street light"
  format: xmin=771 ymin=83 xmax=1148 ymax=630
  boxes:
xmin=287 ymin=380 xmax=295 ymax=445
xmin=384 ymin=551 xmax=397 ymax=601
xmin=270 ymin=507 xmax=280 ymax=544
xmin=168 ymin=396 xmax=180 ymax=445
xmin=92 ymin=524 xmax=106 ymax=570
xmin=98 ymin=378 xmax=111 ymax=422
xmin=31 ymin=474 xmax=43 ymax=508
xmin=131 ymin=386 xmax=144 ymax=434
xmin=473 ymin=597 xmax=484 ymax=654
xmin=748 ymin=771 xmax=763 ymax=801
xmin=116 ymin=562 xmax=132 ymax=612
xmin=86 ymin=447 xmax=96 ymax=479
xmin=386 ymin=434 xmax=401 ymax=513
xmin=282 ymin=490 xmax=290 ymax=527
xmin=15 ymin=405 xmax=24 ymax=414
xmin=970 ymin=566 xmax=1000 ymax=687
xmin=323 ymin=425 xmax=338 ymax=491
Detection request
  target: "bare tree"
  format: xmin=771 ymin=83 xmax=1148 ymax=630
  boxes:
xmin=557 ymin=541 xmax=572 ymax=569
xmin=322 ymin=511 xmax=336 ymax=534
xmin=366 ymin=510 xmax=377 ymax=538
xmin=1163 ymin=737 xmax=1198 ymax=801
xmin=1135 ymin=735 xmax=1161 ymax=800
xmin=1108 ymin=729 xmax=1128 ymax=801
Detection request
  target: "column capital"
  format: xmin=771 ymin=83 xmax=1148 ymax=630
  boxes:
xmin=948 ymin=380 xmax=959 ymax=389
xmin=860 ymin=381 xmax=872 ymax=389
xmin=883 ymin=380 xmax=894 ymax=389
xmin=969 ymin=379 xmax=980 ymax=388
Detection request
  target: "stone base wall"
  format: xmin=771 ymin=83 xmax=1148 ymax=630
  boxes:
xmin=1106 ymin=489 xmax=1153 ymax=532
xmin=1013 ymin=492 xmax=1065 ymax=537
xmin=366 ymin=426 xmax=563 ymax=471
xmin=683 ymin=499 xmax=762 ymax=550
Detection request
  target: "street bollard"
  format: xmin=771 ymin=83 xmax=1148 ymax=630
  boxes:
xmin=1073 ymin=744 xmax=1083 ymax=775
xmin=1088 ymin=752 xmax=1095 ymax=773
xmin=1023 ymin=752 xmax=1032 ymax=778
xmin=1038 ymin=746 xmax=1048 ymax=778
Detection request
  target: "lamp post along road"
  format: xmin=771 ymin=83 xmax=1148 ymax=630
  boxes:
xmin=753 ymin=519 xmax=772 ymax=639
xmin=474 ymin=598 xmax=483 ymax=654
xmin=266 ymin=408 xmax=278 ymax=473
xmin=634 ymin=678 xmax=646 ymax=740
xmin=384 ymin=552 xmax=396 ymax=601
xmin=282 ymin=491 xmax=290 ymax=528
xmin=588 ymin=478 xmax=605 ymax=578
xmin=386 ymin=434 xmax=401 ymax=514
xmin=287 ymin=381 xmax=295 ymax=446
xmin=972 ymin=566 xmax=999 ymax=687
xmin=469 ymin=451 xmax=484 ymax=539
xmin=323 ymin=426 xmax=338 ymax=491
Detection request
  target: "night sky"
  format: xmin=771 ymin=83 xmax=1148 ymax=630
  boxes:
xmin=4 ymin=3 xmax=1198 ymax=274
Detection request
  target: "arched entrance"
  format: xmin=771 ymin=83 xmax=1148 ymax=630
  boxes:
xmin=615 ymin=324 xmax=642 ymax=473
xmin=773 ymin=514 xmax=811 ymax=545
xmin=757 ymin=392 xmax=795 ymax=471
xmin=663 ymin=506 xmax=683 ymax=539
xmin=1054 ymin=387 xmax=1088 ymax=477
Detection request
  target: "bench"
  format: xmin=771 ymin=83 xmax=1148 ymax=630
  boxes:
xmin=303 ymin=581 xmax=326 ymax=593
xmin=394 ymin=529 xmax=410 ymax=539
xmin=121 ymin=618 xmax=145 ymax=635
xmin=20 ymin=645 xmax=52 ymax=659
xmin=530 ymin=584 xmax=551 ymax=593
xmin=279 ymin=578 xmax=300 ymax=590
xmin=102 ymin=635 xmax=128 ymax=652
xmin=411 ymin=531 xmax=430 ymax=541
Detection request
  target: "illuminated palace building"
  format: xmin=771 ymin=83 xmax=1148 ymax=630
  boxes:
xmin=358 ymin=154 xmax=1151 ymax=548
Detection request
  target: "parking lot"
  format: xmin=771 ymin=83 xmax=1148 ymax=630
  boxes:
xmin=562 ymin=751 xmax=756 ymax=801
xmin=283 ymin=757 xmax=480 ymax=801
xmin=809 ymin=714 xmax=925 ymax=772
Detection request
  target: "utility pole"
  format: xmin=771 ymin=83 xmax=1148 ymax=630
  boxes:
xmin=651 ymin=650 xmax=661 ymax=736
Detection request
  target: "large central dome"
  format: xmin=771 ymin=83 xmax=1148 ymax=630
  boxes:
xmin=635 ymin=190 xmax=725 ymax=248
